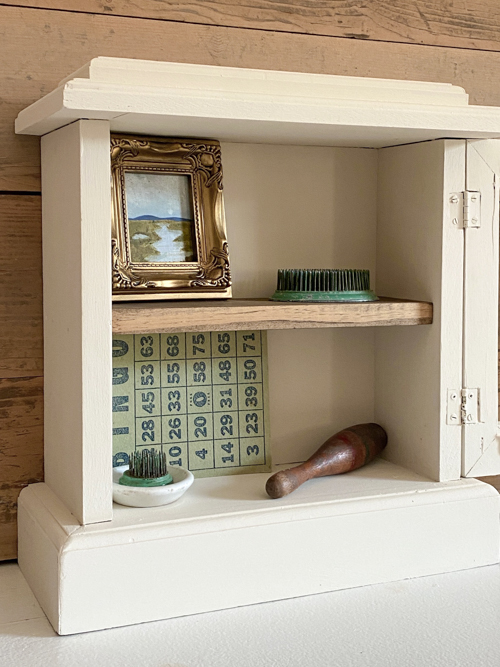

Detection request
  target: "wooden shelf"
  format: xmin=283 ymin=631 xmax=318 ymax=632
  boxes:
xmin=112 ymin=297 xmax=433 ymax=333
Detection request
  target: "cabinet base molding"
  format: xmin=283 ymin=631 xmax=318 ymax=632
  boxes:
xmin=18 ymin=460 xmax=500 ymax=635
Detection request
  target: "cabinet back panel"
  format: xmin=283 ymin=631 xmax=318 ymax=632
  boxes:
xmin=223 ymin=144 xmax=377 ymax=463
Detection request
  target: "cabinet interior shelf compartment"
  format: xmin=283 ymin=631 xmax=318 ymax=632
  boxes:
xmin=112 ymin=297 xmax=433 ymax=333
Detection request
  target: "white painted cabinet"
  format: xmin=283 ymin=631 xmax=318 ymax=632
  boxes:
xmin=14 ymin=58 xmax=500 ymax=634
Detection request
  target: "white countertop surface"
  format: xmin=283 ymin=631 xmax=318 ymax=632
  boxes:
xmin=1 ymin=560 xmax=500 ymax=666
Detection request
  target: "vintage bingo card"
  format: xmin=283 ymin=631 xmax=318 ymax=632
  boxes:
xmin=112 ymin=330 xmax=271 ymax=477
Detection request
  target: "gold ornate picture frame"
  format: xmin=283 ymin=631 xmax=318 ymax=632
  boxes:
xmin=111 ymin=134 xmax=231 ymax=301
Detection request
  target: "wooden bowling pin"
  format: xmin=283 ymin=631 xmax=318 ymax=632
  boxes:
xmin=265 ymin=423 xmax=387 ymax=499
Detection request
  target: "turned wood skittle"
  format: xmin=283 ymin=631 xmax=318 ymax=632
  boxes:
xmin=266 ymin=423 xmax=387 ymax=499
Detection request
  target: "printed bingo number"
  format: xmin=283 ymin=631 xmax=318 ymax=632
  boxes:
xmin=112 ymin=330 xmax=269 ymax=476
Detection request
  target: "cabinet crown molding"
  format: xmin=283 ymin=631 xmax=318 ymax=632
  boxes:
xmin=15 ymin=57 xmax=500 ymax=147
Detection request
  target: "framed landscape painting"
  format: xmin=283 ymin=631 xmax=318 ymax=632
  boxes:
xmin=111 ymin=134 xmax=231 ymax=300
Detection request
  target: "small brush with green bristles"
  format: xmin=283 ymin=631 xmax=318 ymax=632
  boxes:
xmin=118 ymin=448 xmax=173 ymax=487
xmin=271 ymin=269 xmax=378 ymax=302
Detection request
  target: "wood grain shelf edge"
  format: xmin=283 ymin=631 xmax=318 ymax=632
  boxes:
xmin=112 ymin=297 xmax=433 ymax=333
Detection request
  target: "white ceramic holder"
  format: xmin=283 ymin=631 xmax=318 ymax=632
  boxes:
xmin=112 ymin=465 xmax=194 ymax=508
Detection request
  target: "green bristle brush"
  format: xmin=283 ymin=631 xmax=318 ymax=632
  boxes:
xmin=118 ymin=448 xmax=173 ymax=487
xmin=271 ymin=269 xmax=378 ymax=302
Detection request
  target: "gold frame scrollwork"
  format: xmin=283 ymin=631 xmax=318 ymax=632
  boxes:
xmin=111 ymin=134 xmax=231 ymax=301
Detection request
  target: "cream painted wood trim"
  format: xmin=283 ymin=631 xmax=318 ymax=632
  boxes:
xmin=15 ymin=79 xmax=500 ymax=144
xmin=14 ymin=59 xmax=500 ymax=145
xmin=58 ymin=57 xmax=470 ymax=106
xmin=41 ymin=120 xmax=113 ymax=525
xmin=18 ymin=462 xmax=500 ymax=635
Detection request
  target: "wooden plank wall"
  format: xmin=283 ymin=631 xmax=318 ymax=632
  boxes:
xmin=1 ymin=1 xmax=500 ymax=559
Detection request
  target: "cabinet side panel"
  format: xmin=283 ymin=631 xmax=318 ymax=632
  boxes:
xmin=462 ymin=140 xmax=500 ymax=477
xmin=42 ymin=120 xmax=112 ymax=523
xmin=375 ymin=140 xmax=465 ymax=481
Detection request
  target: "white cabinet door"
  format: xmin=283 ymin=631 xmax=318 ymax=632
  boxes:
xmin=462 ymin=140 xmax=500 ymax=477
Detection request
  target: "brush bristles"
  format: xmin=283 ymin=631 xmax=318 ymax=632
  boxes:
xmin=128 ymin=448 xmax=167 ymax=479
xmin=276 ymin=269 xmax=370 ymax=292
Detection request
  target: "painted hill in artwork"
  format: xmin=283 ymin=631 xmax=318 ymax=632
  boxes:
xmin=131 ymin=215 xmax=190 ymax=222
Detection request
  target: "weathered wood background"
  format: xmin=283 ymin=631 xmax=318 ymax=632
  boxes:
xmin=1 ymin=1 xmax=500 ymax=559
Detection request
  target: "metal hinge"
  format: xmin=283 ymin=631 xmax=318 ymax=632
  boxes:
xmin=447 ymin=389 xmax=479 ymax=425
xmin=449 ymin=191 xmax=481 ymax=228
